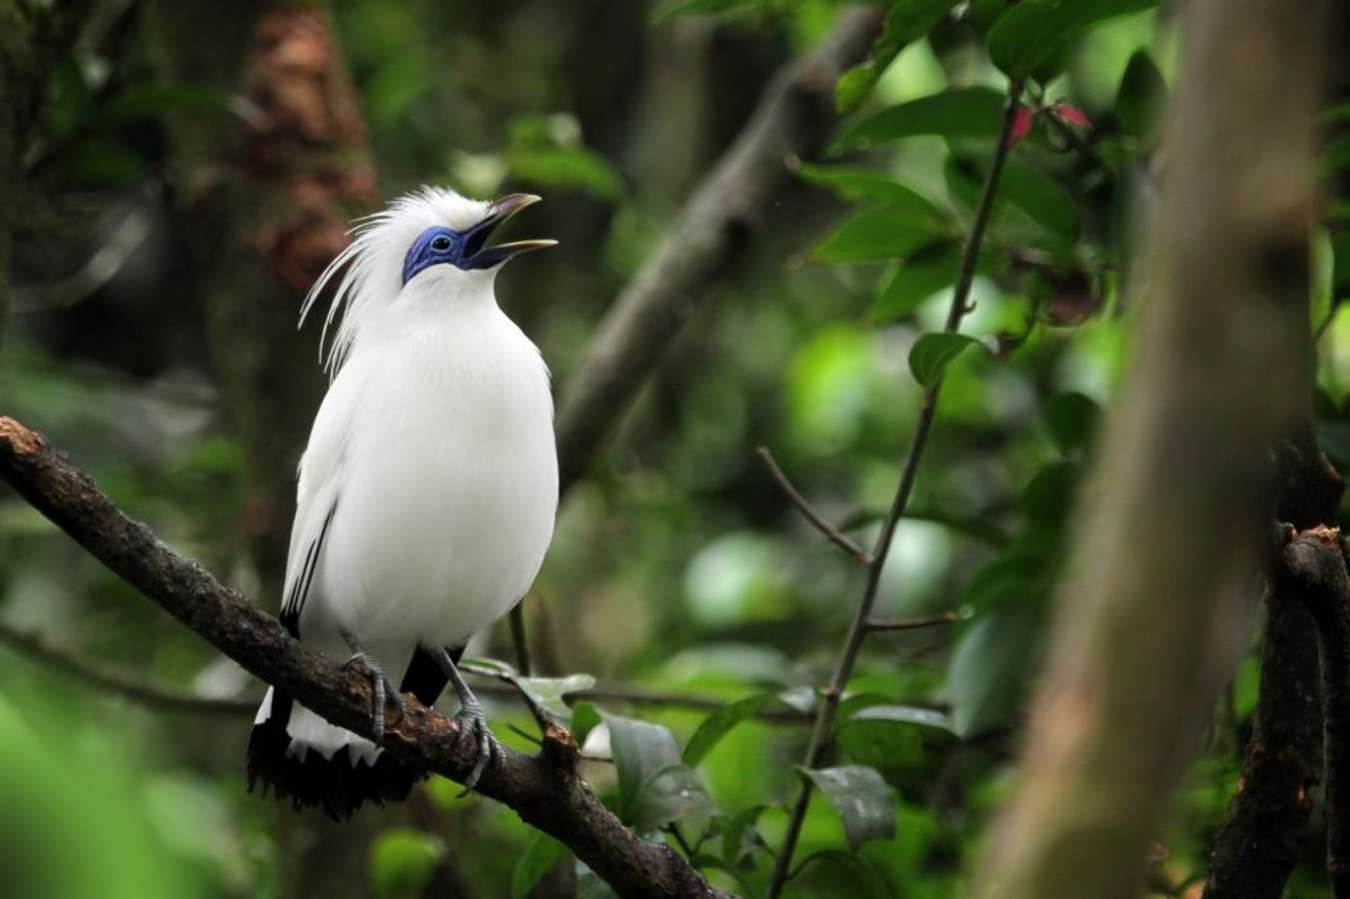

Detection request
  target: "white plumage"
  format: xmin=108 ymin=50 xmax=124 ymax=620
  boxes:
xmin=248 ymin=187 xmax=558 ymax=817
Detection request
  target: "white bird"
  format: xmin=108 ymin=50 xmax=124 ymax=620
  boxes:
xmin=247 ymin=187 xmax=559 ymax=819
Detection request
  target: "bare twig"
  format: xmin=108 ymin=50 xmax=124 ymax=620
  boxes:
xmin=0 ymin=416 xmax=731 ymax=899
xmin=765 ymin=79 xmax=1027 ymax=899
xmin=756 ymin=446 xmax=872 ymax=566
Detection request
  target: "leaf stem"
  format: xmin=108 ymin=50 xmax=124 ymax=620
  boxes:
xmin=764 ymin=79 xmax=1025 ymax=899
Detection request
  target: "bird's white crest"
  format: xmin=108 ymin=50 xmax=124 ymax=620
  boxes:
xmin=300 ymin=186 xmax=495 ymax=374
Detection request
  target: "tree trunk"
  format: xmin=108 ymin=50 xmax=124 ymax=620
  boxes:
xmin=970 ymin=1 xmax=1332 ymax=897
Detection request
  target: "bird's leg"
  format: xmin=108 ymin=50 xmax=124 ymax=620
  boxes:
xmin=435 ymin=647 xmax=497 ymax=795
xmin=339 ymin=629 xmax=407 ymax=745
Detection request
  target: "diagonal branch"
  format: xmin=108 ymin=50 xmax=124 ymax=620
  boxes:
xmin=554 ymin=7 xmax=884 ymax=494
xmin=756 ymin=446 xmax=872 ymax=566
xmin=511 ymin=4 xmax=884 ymax=672
xmin=0 ymin=416 xmax=731 ymax=899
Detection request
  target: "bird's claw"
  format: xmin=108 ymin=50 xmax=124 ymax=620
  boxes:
xmin=455 ymin=700 xmax=498 ymax=796
xmin=342 ymin=651 xmax=407 ymax=745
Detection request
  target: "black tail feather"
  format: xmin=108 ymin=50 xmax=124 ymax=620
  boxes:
xmin=245 ymin=646 xmax=464 ymax=820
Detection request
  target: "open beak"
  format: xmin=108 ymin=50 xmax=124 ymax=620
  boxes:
xmin=461 ymin=193 xmax=558 ymax=269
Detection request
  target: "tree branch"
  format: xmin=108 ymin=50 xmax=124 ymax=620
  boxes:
xmin=0 ymin=416 xmax=731 ymax=899
xmin=511 ymin=4 xmax=883 ymax=673
xmin=765 ymin=78 xmax=1026 ymax=899
xmin=1283 ymin=528 xmax=1350 ymax=895
xmin=969 ymin=0 xmax=1329 ymax=894
xmin=554 ymin=6 xmax=884 ymax=493
xmin=1203 ymin=433 xmax=1342 ymax=899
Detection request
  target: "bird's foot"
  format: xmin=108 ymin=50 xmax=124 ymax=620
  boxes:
xmin=341 ymin=651 xmax=408 ymax=745
xmin=454 ymin=697 xmax=498 ymax=796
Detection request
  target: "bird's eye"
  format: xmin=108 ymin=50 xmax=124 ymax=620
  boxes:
xmin=431 ymin=235 xmax=453 ymax=252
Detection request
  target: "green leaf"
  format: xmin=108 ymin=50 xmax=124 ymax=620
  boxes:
xmin=1116 ymin=50 xmax=1167 ymax=144
xmin=797 ymin=163 xmax=947 ymax=206
xmin=368 ymin=828 xmax=445 ymax=899
xmin=949 ymin=607 xmax=1044 ymax=738
xmin=988 ymin=0 xmax=1159 ymax=80
xmin=871 ymin=244 xmax=962 ymax=325
xmin=571 ymin=701 xmax=603 ymax=747
xmin=835 ymin=0 xmax=961 ymax=114
xmin=813 ymin=197 xmax=954 ymax=264
xmin=836 ymin=706 xmax=957 ymax=773
xmin=604 ymin=714 xmax=683 ymax=818
xmin=631 ymin=763 xmax=717 ymax=832
xmin=720 ymin=804 xmax=769 ymax=864
xmin=508 ymin=673 xmax=597 ymax=720
xmin=684 ymin=693 xmax=789 ymax=766
xmin=1044 ymin=392 xmax=1102 ymax=454
xmin=1020 ymin=460 xmax=1081 ymax=527
xmin=511 ymin=831 xmax=569 ymax=899
xmin=835 ymin=86 xmax=1007 ymax=151
xmin=1000 ymin=157 xmax=1079 ymax=241
xmin=907 ymin=333 xmax=984 ymax=387
xmin=800 ymin=765 xmax=896 ymax=850
xmin=792 ymin=849 xmax=893 ymax=899
xmin=842 ymin=704 xmax=956 ymax=734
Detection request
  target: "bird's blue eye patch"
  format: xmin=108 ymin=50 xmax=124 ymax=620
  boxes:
xmin=402 ymin=226 xmax=464 ymax=285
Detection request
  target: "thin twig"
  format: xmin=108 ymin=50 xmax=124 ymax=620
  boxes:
xmin=0 ymin=621 xmax=256 ymax=715
xmin=756 ymin=446 xmax=873 ymax=566
xmin=765 ymin=79 xmax=1026 ymax=899
xmin=865 ymin=611 xmax=961 ymax=632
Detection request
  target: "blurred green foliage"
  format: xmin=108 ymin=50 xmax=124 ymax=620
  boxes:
xmin=4 ymin=0 xmax=1349 ymax=897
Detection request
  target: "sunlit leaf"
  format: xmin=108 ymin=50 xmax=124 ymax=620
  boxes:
xmin=907 ymin=333 xmax=984 ymax=387
xmin=799 ymin=765 xmax=896 ymax=850
xmin=835 ymin=86 xmax=1007 ymax=151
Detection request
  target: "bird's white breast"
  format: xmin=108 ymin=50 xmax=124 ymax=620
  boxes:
xmin=306 ymin=295 xmax=558 ymax=648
